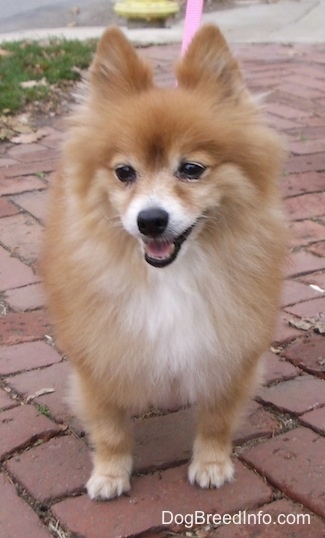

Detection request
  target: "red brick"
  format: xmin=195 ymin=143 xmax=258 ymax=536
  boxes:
xmin=285 ymin=193 xmax=325 ymax=220
xmin=10 ymin=190 xmax=49 ymax=223
xmin=303 ymin=116 xmax=325 ymax=127
xmin=52 ymin=462 xmax=272 ymax=538
xmin=7 ymin=144 xmax=58 ymax=163
xmin=4 ymin=282 xmax=45 ymax=311
xmin=241 ymin=427 xmax=325 ymax=519
xmin=267 ymin=103 xmax=311 ymax=120
xmin=280 ymin=279 xmax=322 ymax=306
xmin=293 ymin=64 xmax=325 ymax=80
xmin=258 ymin=375 xmax=325 ymax=415
xmin=247 ymin=65 xmax=287 ymax=78
xmin=282 ymin=332 xmax=325 ymax=379
xmin=281 ymin=172 xmax=325 ymax=197
xmin=261 ymin=351 xmax=299 ymax=385
xmin=249 ymin=76 xmax=282 ymax=90
xmin=50 ymin=117 xmax=67 ymax=130
xmin=0 ymin=197 xmax=19 ymax=217
xmin=0 ymin=474 xmax=52 ymax=538
xmin=307 ymin=51 xmax=325 ymax=65
xmin=0 ymin=175 xmax=45 ymax=196
xmin=299 ymin=271 xmax=325 ymax=290
xmin=0 ymin=245 xmax=39 ymax=292
xmin=0 ymin=213 xmax=43 ymax=265
xmin=0 ymin=340 xmax=61 ymax=375
xmin=233 ymin=401 xmax=280 ymax=444
xmin=212 ymin=498 xmax=325 ymax=536
xmin=134 ymin=403 xmax=279 ymax=474
xmin=0 ymin=404 xmax=61 ymax=460
xmin=44 ymin=170 xmax=56 ymax=184
xmin=285 ymin=296 xmax=325 ymax=318
xmin=8 ymin=361 xmax=72 ymax=424
xmin=284 ymin=74 xmax=325 ymax=93
xmin=39 ymin=128 xmax=63 ymax=149
xmin=285 ymin=250 xmax=325 ymax=277
xmin=280 ymin=82 xmax=325 ymax=100
xmin=266 ymin=114 xmax=300 ymax=130
xmin=0 ymin=310 xmax=50 ymax=345
xmin=300 ymin=406 xmax=325 ymax=434
xmin=285 ymin=154 xmax=325 ymax=174
xmin=273 ymin=313 xmax=303 ymax=345
xmin=273 ymin=92 xmax=320 ymax=116
xmin=0 ymin=159 xmax=57 ymax=180
xmin=0 ymin=388 xmax=18 ymax=411
xmin=0 ymin=157 xmax=18 ymax=167
xmin=7 ymin=435 xmax=91 ymax=502
xmin=134 ymin=408 xmax=193 ymax=472
xmin=308 ymin=241 xmax=325 ymax=257
xmin=287 ymin=126 xmax=325 ymax=141
xmin=289 ymin=220 xmax=325 ymax=248
xmin=289 ymin=137 xmax=325 ymax=155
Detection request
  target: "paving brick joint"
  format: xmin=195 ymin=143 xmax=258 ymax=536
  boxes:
xmin=0 ymin=41 xmax=325 ymax=538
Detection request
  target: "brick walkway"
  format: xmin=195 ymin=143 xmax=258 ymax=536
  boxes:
xmin=0 ymin=42 xmax=325 ymax=538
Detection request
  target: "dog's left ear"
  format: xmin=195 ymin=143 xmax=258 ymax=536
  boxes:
xmin=89 ymin=27 xmax=153 ymax=98
xmin=176 ymin=25 xmax=247 ymax=102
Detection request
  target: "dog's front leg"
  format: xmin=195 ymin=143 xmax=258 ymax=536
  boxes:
xmin=188 ymin=401 xmax=235 ymax=489
xmin=86 ymin=404 xmax=133 ymax=501
xmin=71 ymin=371 xmax=133 ymax=500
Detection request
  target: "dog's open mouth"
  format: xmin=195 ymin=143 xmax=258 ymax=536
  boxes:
xmin=143 ymin=225 xmax=195 ymax=268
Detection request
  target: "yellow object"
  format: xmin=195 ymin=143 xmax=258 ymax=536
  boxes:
xmin=114 ymin=0 xmax=179 ymax=22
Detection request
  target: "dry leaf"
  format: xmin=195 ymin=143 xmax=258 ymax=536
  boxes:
xmin=287 ymin=316 xmax=325 ymax=334
xmin=0 ymin=127 xmax=15 ymax=140
xmin=26 ymin=388 xmax=55 ymax=402
xmin=11 ymin=127 xmax=48 ymax=144
xmin=309 ymin=284 xmax=325 ymax=293
xmin=20 ymin=77 xmax=48 ymax=89
xmin=0 ymin=48 xmax=12 ymax=57
xmin=287 ymin=318 xmax=313 ymax=331
xmin=270 ymin=346 xmax=282 ymax=354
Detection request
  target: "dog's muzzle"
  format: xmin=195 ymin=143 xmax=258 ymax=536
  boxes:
xmin=137 ymin=208 xmax=195 ymax=268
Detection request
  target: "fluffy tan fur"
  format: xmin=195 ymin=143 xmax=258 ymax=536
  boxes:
xmin=41 ymin=25 xmax=287 ymax=500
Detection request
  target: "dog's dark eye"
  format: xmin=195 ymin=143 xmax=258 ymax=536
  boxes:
xmin=177 ymin=162 xmax=206 ymax=180
xmin=115 ymin=165 xmax=137 ymax=183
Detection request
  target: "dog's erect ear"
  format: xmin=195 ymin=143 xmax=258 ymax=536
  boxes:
xmin=89 ymin=27 xmax=153 ymax=97
xmin=176 ymin=25 xmax=247 ymax=101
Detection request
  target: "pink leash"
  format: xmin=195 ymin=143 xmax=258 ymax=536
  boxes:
xmin=181 ymin=0 xmax=204 ymax=56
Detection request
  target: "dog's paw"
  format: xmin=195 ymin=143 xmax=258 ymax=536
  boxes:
xmin=86 ymin=471 xmax=131 ymax=500
xmin=188 ymin=457 xmax=234 ymax=489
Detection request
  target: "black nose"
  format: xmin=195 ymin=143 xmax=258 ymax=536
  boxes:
xmin=137 ymin=208 xmax=169 ymax=237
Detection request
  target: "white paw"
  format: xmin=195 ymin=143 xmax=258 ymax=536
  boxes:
xmin=86 ymin=471 xmax=131 ymax=500
xmin=188 ymin=457 xmax=234 ymax=489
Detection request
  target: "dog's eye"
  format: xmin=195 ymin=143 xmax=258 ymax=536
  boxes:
xmin=115 ymin=165 xmax=137 ymax=183
xmin=177 ymin=162 xmax=206 ymax=180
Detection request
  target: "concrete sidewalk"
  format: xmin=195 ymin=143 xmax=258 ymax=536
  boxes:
xmin=0 ymin=0 xmax=325 ymax=44
xmin=0 ymin=39 xmax=325 ymax=537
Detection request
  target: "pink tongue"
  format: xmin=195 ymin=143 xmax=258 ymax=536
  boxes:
xmin=145 ymin=240 xmax=174 ymax=259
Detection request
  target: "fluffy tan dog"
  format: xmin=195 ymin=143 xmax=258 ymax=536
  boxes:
xmin=42 ymin=25 xmax=287 ymax=500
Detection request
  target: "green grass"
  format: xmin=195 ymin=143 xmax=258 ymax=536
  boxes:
xmin=0 ymin=38 xmax=97 ymax=113
xmin=35 ymin=403 xmax=52 ymax=418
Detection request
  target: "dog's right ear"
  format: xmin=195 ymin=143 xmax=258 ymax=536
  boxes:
xmin=89 ymin=27 xmax=153 ymax=98
xmin=176 ymin=25 xmax=247 ymax=103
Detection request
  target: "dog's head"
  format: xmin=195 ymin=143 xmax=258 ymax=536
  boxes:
xmin=68 ymin=26 xmax=283 ymax=268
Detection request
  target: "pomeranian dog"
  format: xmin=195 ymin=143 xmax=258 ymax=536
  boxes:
xmin=42 ymin=25 xmax=287 ymax=501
